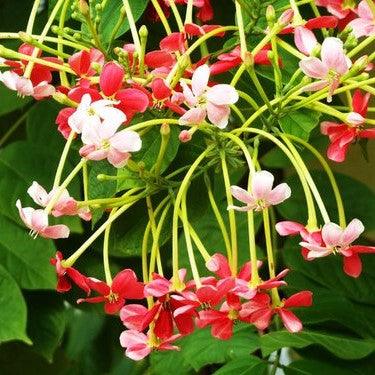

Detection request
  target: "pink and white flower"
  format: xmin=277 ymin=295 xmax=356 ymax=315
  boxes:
xmin=16 ymin=199 xmax=70 ymax=239
xmin=119 ymin=330 xmax=181 ymax=361
xmin=68 ymin=94 xmax=126 ymax=134
xmin=229 ymin=170 xmax=291 ymax=211
xmin=348 ymin=1 xmax=375 ymax=38
xmin=300 ymin=218 xmax=375 ymax=277
xmin=27 ymin=181 xmax=91 ymax=221
xmin=299 ymin=37 xmax=352 ymax=102
xmin=79 ymin=117 xmax=142 ymax=168
xmin=0 ymin=70 xmax=55 ymax=99
xmin=179 ymin=64 xmax=239 ymax=128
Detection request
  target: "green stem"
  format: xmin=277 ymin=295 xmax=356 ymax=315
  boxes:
xmin=263 ymin=208 xmax=281 ymax=305
xmin=122 ymin=0 xmax=141 ymax=53
xmin=286 ymin=134 xmax=346 ymax=227
xmin=53 ymin=131 xmax=76 ymax=188
xmin=107 ymin=6 xmax=127 ymax=53
xmin=46 ymin=158 xmax=85 ymax=214
xmin=26 ymin=0 xmax=42 ymax=34
xmin=172 ymin=148 xmax=212 ymax=289
xmin=103 ymin=209 xmax=116 ymax=285
xmin=149 ymin=0 xmax=172 ymax=34
xmin=63 ymin=201 xmax=137 ymax=267
xmin=82 ymin=162 xmax=89 ymax=201
xmin=221 ymin=151 xmax=238 ymax=276
xmin=181 ymin=191 xmax=202 ymax=288
xmin=204 ymin=174 xmax=232 ymax=262
xmin=185 ymin=0 xmax=194 ymax=24
xmin=235 ymin=0 xmax=248 ymax=60
xmin=24 ymin=0 xmax=66 ymax=78
xmin=58 ymin=0 xmax=71 ymax=86
xmin=188 ymin=224 xmax=211 ymax=261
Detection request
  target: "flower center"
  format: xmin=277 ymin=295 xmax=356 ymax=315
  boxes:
xmin=228 ymin=309 xmax=239 ymax=321
xmin=107 ymin=291 xmax=119 ymax=303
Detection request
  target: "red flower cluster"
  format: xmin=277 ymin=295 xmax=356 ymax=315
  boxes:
xmin=50 ymin=252 xmax=312 ymax=360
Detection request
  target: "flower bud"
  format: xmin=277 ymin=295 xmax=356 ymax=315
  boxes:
xmin=160 ymin=123 xmax=170 ymax=136
xmin=52 ymin=92 xmax=78 ymax=107
xmin=79 ymin=0 xmax=90 ymax=16
xmin=278 ymin=9 xmax=293 ymax=26
xmin=179 ymin=130 xmax=192 ymax=143
xmin=139 ymin=25 xmax=148 ymax=39
xmin=266 ymin=5 xmax=276 ymax=25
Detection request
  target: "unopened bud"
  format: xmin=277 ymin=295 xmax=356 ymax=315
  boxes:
xmin=266 ymin=5 xmax=276 ymax=25
xmin=278 ymin=9 xmax=293 ymax=26
xmin=52 ymin=92 xmax=78 ymax=107
xmin=160 ymin=123 xmax=170 ymax=136
xmin=139 ymin=25 xmax=148 ymax=39
xmin=179 ymin=130 xmax=192 ymax=143
xmin=352 ymin=55 xmax=369 ymax=73
xmin=79 ymin=0 xmax=90 ymax=16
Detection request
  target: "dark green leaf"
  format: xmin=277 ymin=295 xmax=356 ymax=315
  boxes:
xmin=0 ymin=86 xmax=31 ymax=116
xmin=0 ymin=264 xmax=31 ymax=344
xmin=260 ymin=330 xmax=375 ymax=360
xmin=213 ymin=355 xmax=267 ymax=375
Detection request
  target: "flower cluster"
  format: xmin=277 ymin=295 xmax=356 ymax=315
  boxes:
xmin=1 ymin=0 xmax=374 ymax=365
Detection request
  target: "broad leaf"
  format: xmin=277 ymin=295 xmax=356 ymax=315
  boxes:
xmin=0 ymin=86 xmax=31 ymax=116
xmin=260 ymin=330 xmax=375 ymax=360
xmin=213 ymin=355 xmax=267 ymax=375
xmin=0 ymin=264 xmax=31 ymax=344
xmin=278 ymin=109 xmax=321 ymax=141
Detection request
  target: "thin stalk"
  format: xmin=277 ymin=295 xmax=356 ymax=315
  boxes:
xmin=221 ymin=151 xmax=238 ymax=276
xmin=103 ymin=209 xmax=117 ymax=285
xmin=122 ymin=0 xmax=141 ymax=53
xmin=26 ymin=0 xmax=42 ymax=34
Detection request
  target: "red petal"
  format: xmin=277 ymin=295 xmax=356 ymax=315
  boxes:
xmin=104 ymin=297 xmax=126 ymax=314
xmin=305 ymin=16 xmax=338 ymax=30
xmin=352 ymin=90 xmax=370 ymax=117
xmin=358 ymin=129 xmax=375 ymax=139
xmin=112 ymin=269 xmax=144 ymax=299
xmin=154 ymin=308 xmax=174 ymax=339
xmin=150 ymin=78 xmax=171 ymax=100
xmin=100 ymin=62 xmax=124 ymax=97
xmin=56 ymin=276 xmax=71 ymax=293
xmin=66 ymin=268 xmax=91 ymax=295
xmin=69 ymin=50 xmax=91 ymax=76
xmin=278 ymin=309 xmax=303 ymax=333
xmin=284 ymin=291 xmax=313 ymax=308
xmin=350 ymin=245 xmax=375 ymax=254
xmin=343 ymin=254 xmax=362 ymax=278
xmin=145 ymin=50 xmax=175 ymax=68
xmin=160 ymin=32 xmax=185 ymax=53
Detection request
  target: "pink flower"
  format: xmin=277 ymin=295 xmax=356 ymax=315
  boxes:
xmin=68 ymin=48 xmax=105 ymax=77
xmin=119 ymin=330 xmax=181 ymax=361
xmin=179 ymin=64 xmax=239 ymax=128
xmin=299 ymin=37 xmax=352 ymax=102
xmin=300 ymin=219 xmax=375 ymax=277
xmin=229 ymin=170 xmax=291 ymax=211
xmin=348 ymin=1 xmax=375 ymax=38
xmin=320 ymin=90 xmax=375 ymax=162
xmin=27 ymin=181 xmax=91 ymax=221
xmin=0 ymin=70 xmax=55 ymax=99
xmin=79 ymin=112 xmax=142 ymax=168
xmin=315 ymin=0 xmax=352 ymax=19
xmin=16 ymin=199 xmax=70 ymax=239
xmin=68 ymin=94 xmax=126 ymax=134
xmin=77 ymin=269 xmax=144 ymax=314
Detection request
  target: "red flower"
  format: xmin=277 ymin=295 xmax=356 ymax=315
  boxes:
xmin=321 ymin=90 xmax=375 ymax=162
xmin=77 ymin=269 xmax=144 ymax=314
xmin=210 ymin=45 xmax=275 ymax=75
xmin=68 ymin=48 xmax=104 ymax=77
xmin=242 ymin=291 xmax=313 ymax=333
xmin=50 ymin=251 xmax=90 ymax=294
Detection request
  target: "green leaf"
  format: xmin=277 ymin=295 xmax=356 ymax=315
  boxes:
xmin=278 ymin=109 xmax=321 ymax=141
xmin=26 ymin=293 xmax=67 ymax=362
xmin=0 ymin=214 xmax=56 ymax=289
xmin=285 ymin=359 xmax=361 ymax=375
xmin=277 ymin=172 xmax=375 ymax=230
xmin=0 ymin=264 xmax=31 ymax=345
xmin=0 ymin=86 xmax=32 ymax=116
xmin=260 ymin=330 xmax=375 ymax=360
xmin=99 ymin=0 xmax=149 ymax=43
xmin=181 ymin=325 xmax=260 ymax=371
xmin=116 ymin=126 xmax=180 ymax=192
xmin=213 ymin=356 xmax=267 ymax=375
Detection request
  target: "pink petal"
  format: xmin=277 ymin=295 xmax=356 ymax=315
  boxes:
xmin=284 ymin=291 xmax=313 ymax=308
xmin=299 ymin=57 xmax=328 ymax=79
xmin=120 ymin=304 xmax=148 ymax=330
xmin=145 ymin=278 xmax=170 ymax=297
xmin=179 ymin=107 xmax=206 ymax=125
xmin=294 ymin=26 xmax=317 ymax=55
xmin=110 ymin=130 xmax=142 ymax=153
xmin=275 ymin=221 xmax=305 ymax=236
xmin=42 ymin=224 xmax=70 ymax=239
xmin=192 ymin=64 xmax=210 ymax=97
xmin=206 ymin=84 xmax=239 ymax=105
xmin=205 ymin=253 xmax=232 ymax=278
xmin=322 ymin=222 xmax=343 ymax=247
xmin=230 ymin=186 xmax=253 ymax=204
xmin=180 ymin=81 xmax=197 ymax=107
xmin=342 ymin=218 xmax=364 ymax=245
xmin=206 ymin=102 xmax=230 ymax=128
xmin=100 ymin=62 xmax=124 ymax=97
xmin=120 ymin=329 xmax=148 ymax=347
xmin=321 ymin=37 xmax=351 ymax=74
xmin=266 ymin=183 xmax=291 ymax=205
xmin=27 ymin=182 xmax=49 ymax=207
xmin=252 ymin=170 xmax=274 ymax=200
xmin=107 ymin=149 xmax=130 ymax=168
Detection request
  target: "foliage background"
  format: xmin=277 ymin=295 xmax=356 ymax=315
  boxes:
xmin=0 ymin=1 xmax=375 ymax=374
